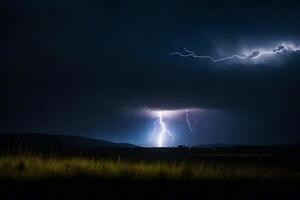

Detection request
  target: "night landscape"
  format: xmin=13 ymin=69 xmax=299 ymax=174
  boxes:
xmin=1 ymin=0 xmax=300 ymax=199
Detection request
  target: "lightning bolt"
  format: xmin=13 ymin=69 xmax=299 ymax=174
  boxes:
xmin=157 ymin=111 xmax=171 ymax=147
xmin=151 ymin=109 xmax=198 ymax=147
xmin=171 ymin=43 xmax=300 ymax=63
xmin=185 ymin=109 xmax=193 ymax=133
xmin=171 ymin=48 xmax=246 ymax=62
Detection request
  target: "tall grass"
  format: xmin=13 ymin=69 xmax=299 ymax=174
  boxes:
xmin=0 ymin=156 xmax=298 ymax=180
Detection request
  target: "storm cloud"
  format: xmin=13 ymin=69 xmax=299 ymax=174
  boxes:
xmin=1 ymin=0 xmax=300 ymax=145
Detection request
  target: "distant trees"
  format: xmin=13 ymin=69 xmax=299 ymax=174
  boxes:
xmin=177 ymin=145 xmax=188 ymax=149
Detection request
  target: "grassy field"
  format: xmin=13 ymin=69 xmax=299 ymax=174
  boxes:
xmin=0 ymin=136 xmax=299 ymax=199
xmin=0 ymin=156 xmax=298 ymax=180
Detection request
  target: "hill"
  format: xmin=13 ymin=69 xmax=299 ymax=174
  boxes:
xmin=0 ymin=133 xmax=139 ymax=149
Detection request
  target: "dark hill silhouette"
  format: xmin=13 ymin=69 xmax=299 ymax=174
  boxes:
xmin=0 ymin=133 xmax=139 ymax=149
xmin=193 ymin=144 xmax=235 ymax=148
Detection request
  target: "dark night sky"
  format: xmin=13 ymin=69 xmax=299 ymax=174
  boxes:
xmin=1 ymin=0 xmax=300 ymax=146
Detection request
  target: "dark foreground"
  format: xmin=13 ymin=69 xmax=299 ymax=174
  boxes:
xmin=0 ymin=134 xmax=299 ymax=199
xmin=1 ymin=152 xmax=299 ymax=200
xmin=1 ymin=178 xmax=299 ymax=200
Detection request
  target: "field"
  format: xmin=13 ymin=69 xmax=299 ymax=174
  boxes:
xmin=0 ymin=150 xmax=300 ymax=199
xmin=1 ymin=156 xmax=298 ymax=180
xmin=0 ymin=134 xmax=299 ymax=199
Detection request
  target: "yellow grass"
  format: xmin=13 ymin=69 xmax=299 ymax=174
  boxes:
xmin=0 ymin=156 xmax=298 ymax=180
